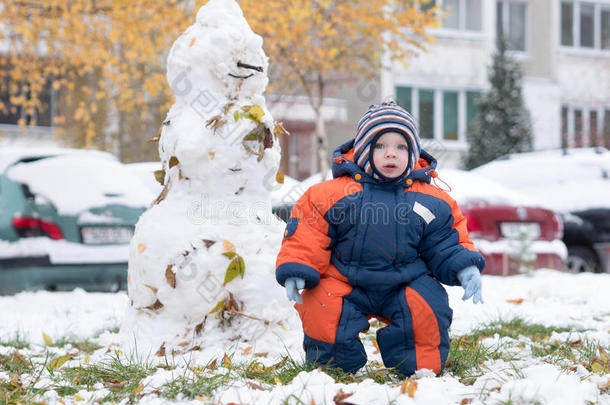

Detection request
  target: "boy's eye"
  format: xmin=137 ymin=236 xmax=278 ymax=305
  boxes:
xmin=398 ymin=144 xmax=408 ymax=150
xmin=374 ymin=143 xmax=385 ymax=149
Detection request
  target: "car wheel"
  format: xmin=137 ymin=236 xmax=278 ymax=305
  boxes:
xmin=566 ymin=246 xmax=601 ymax=273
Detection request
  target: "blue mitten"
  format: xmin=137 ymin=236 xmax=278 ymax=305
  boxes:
xmin=457 ymin=266 xmax=483 ymax=304
xmin=284 ymin=277 xmax=305 ymax=304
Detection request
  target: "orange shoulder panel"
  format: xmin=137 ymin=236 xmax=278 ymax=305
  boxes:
xmin=276 ymin=177 xmax=363 ymax=276
xmin=408 ymin=182 xmax=478 ymax=252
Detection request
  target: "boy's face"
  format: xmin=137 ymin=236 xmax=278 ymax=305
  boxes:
xmin=372 ymin=132 xmax=409 ymax=179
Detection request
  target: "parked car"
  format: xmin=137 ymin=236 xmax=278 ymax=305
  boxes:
xmin=0 ymin=147 xmax=154 ymax=294
xmin=473 ymin=147 xmax=610 ymax=273
xmin=272 ymin=169 xmax=566 ymax=276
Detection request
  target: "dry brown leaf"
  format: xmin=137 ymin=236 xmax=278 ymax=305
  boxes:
xmin=144 ymin=299 xmax=164 ymax=311
xmin=152 ymin=182 xmax=169 ymax=206
xmin=276 ymin=171 xmax=285 ymax=184
xmin=178 ymin=341 xmax=189 ymax=347
xmin=205 ymin=115 xmax=226 ymax=132
xmin=400 ymin=379 xmax=418 ymax=398
xmin=246 ymin=381 xmax=265 ymax=391
xmin=242 ymin=346 xmax=253 ymax=355
xmin=460 ymin=399 xmax=473 ymax=405
xmin=169 ymin=156 xmax=179 ymax=169
xmin=206 ymin=358 xmax=217 ymax=369
xmin=144 ymin=284 xmax=158 ymax=294
xmin=222 ymin=353 xmax=232 ymax=369
xmin=372 ymin=339 xmax=380 ymax=354
xmin=137 ymin=243 xmax=146 ymax=253
xmin=156 ymin=343 xmax=165 ymax=357
xmin=165 ymin=265 xmax=176 ymax=288
xmin=203 ymin=239 xmax=216 ymax=248
xmin=189 ymin=37 xmax=196 ymax=47
xmin=507 ymin=298 xmax=524 ymax=304
xmin=208 ymin=151 xmax=216 ymax=160
xmin=273 ymin=121 xmax=290 ymax=138
xmin=332 ymin=388 xmax=355 ymax=405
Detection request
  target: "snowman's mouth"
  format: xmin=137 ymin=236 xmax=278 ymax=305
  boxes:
xmin=228 ymin=61 xmax=263 ymax=79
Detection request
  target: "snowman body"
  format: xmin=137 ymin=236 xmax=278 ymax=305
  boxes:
xmin=121 ymin=0 xmax=290 ymax=354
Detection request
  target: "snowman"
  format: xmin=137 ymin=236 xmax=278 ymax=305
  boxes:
xmin=120 ymin=0 xmax=293 ymax=356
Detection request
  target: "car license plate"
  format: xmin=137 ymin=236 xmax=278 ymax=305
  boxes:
xmin=500 ymin=222 xmax=541 ymax=240
xmin=81 ymin=226 xmax=134 ymax=245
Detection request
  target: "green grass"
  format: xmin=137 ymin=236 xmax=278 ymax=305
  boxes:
xmin=467 ymin=318 xmax=573 ymax=342
xmin=58 ymin=354 xmax=156 ymax=402
xmin=0 ymin=319 xmax=608 ymax=403
xmin=0 ymin=333 xmax=30 ymax=350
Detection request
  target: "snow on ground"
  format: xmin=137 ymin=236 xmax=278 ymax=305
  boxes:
xmin=1 ymin=269 xmax=609 ymax=404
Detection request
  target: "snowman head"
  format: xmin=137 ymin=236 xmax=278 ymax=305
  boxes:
xmin=167 ymin=0 xmax=269 ymax=103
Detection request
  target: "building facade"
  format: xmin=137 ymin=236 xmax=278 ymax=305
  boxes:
xmin=376 ymin=0 xmax=610 ymax=168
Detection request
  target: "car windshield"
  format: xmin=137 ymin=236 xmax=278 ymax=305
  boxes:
xmin=7 ymin=154 xmax=154 ymax=215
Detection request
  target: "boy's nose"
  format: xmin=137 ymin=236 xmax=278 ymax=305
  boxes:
xmin=385 ymin=147 xmax=397 ymax=157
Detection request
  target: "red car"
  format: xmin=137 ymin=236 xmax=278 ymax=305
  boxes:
xmin=441 ymin=169 xmax=565 ymax=276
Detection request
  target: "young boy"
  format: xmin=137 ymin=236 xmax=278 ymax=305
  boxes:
xmin=275 ymin=101 xmax=485 ymax=376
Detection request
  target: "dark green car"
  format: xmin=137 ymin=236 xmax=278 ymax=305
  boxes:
xmin=0 ymin=147 xmax=153 ymax=294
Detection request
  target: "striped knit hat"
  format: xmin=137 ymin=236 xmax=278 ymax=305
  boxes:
xmin=353 ymin=100 xmax=421 ymax=180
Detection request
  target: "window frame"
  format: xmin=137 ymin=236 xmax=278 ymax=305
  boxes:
xmin=394 ymin=85 xmax=483 ymax=150
xmin=561 ymin=104 xmax=610 ymax=147
xmin=559 ymin=0 xmax=610 ymax=54
xmin=497 ymin=0 xmax=529 ymax=53
xmin=426 ymin=0 xmax=485 ymax=39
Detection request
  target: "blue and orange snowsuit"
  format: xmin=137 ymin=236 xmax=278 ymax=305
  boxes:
xmin=276 ymin=140 xmax=485 ymax=376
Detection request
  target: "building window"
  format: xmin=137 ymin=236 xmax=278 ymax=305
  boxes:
xmin=396 ymin=86 xmax=412 ymax=112
xmin=602 ymin=6 xmax=610 ymax=49
xmin=590 ymin=110 xmax=599 ymax=145
xmin=561 ymin=1 xmax=610 ymax=51
xmin=466 ymin=91 xmax=480 ymax=124
xmin=421 ymin=0 xmax=483 ymax=31
xmin=443 ymin=91 xmax=459 ymax=140
xmin=396 ymin=86 xmax=481 ymax=144
xmin=561 ymin=105 xmax=609 ymax=148
xmin=574 ymin=109 xmax=584 ymax=146
xmin=580 ymin=3 xmax=595 ymax=47
xmin=604 ymin=110 xmax=610 ymax=147
xmin=561 ymin=106 xmax=569 ymax=149
xmin=562 ymin=2 xmax=575 ymax=46
xmin=497 ymin=1 xmax=527 ymax=51
xmin=419 ymin=89 xmax=435 ymax=139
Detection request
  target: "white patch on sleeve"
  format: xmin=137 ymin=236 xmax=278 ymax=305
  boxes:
xmin=413 ymin=202 xmax=436 ymax=224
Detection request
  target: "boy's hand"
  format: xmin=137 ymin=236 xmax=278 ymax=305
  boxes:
xmin=284 ymin=277 xmax=305 ymax=304
xmin=457 ymin=266 xmax=483 ymax=304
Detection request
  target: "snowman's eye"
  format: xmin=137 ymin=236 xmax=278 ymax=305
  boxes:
xmin=237 ymin=61 xmax=263 ymax=72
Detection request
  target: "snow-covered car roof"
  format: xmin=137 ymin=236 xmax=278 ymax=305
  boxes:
xmin=6 ymin=153 xmax=154 ymax=215
xmin=0 ymin=147 xmax=117 ymax=174
xmin=473 ymin=147 xmax=610 ymax=212
xmin=439 ymin=169 xmax=542 ymax=207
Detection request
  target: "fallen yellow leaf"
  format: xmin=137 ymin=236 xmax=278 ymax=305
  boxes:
xmin=506 ymin=298 xmax=524 ymax=304
xmin=42 ymin=332 xmax=53 ymax=347
xmin=223 ymin=240 xmax=236 ymax=252
xmin=138 ymin=243 xmax=147 ymax=253
xmin=243 ymin=346 xmax=253 ymax=355
xmin=400 ymin=379 xmax=418 ymax=398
